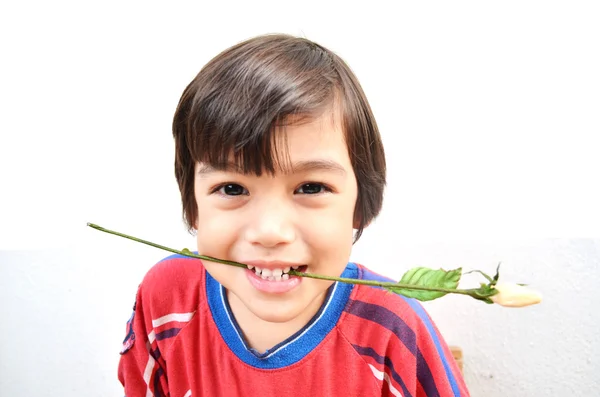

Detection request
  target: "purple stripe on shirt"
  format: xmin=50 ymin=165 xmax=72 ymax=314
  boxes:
xmin=155 ymin=327 xmax=181 ymax=341
xmin=345 ymin=299 xmax=440 ymax=397
xmin=154 ymin=367 xmax=164 ymax=397
xmin=150 ymin=346 xmax=162 ymax=361
xmin=417 ymin=350 xmax=441 ymax=397
xmin=352 ymin=344 xmax=413 ymax=397
xmin=346 ymin=299 xmax=417 ymax=355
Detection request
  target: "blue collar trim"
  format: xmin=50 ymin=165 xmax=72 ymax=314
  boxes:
xmin=206 ymin=263 xmax=358 ymax=369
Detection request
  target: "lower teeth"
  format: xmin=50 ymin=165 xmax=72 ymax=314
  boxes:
xmin=254 ymin=271 xmax=291 ymax=282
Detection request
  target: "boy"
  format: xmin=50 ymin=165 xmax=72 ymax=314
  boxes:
xmin=118 ymin=33 xmax=470 ymax=396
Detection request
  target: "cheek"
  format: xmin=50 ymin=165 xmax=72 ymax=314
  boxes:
xmin=195 ymin=207 xmax=240 ymax=256
xmin=301 ymin=201 xmax=355 ymax=256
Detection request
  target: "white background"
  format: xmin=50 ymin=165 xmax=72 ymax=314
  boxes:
xmin=1 ymin=1 xmax=599 ymax=396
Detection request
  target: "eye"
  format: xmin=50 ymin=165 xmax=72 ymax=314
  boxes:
xmin=215 ymin=183 xmax=248 ymax=196
xmin=295 ymin=183 xmax=330 ymax=195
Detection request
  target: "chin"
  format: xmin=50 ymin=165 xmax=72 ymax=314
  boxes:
xmin=250 ymin=304 xmax=303 ymax=324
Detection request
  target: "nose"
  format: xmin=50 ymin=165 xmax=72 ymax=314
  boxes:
xmin=244 ymin=199 xmax=296 ymax=248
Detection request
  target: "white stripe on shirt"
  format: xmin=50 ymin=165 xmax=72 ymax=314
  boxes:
xmin=368 ymin=363 xmax=403 ymax=397
xmin=152 ymin=312 xmax=195 ymax=327
xmin=143 ymin=355 xmax=156 ymax=397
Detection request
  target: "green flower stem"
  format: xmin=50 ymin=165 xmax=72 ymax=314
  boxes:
xmin=286 ymin=271 xmax=475 ymax=296
xmin=87 ymin=222 xmax=482 ymax=299
xmin=87 ymin=223 xmax=247 ymax=269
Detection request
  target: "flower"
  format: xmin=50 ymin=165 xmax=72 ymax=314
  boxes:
xmin=87 ymin=223 xmax=544 ymax=306
xmin=491 ymin=283 xmax=542 ymax=307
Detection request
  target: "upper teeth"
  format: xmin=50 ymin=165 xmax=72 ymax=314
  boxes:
xmin=249 ymin=265 xmax=301 ymax=281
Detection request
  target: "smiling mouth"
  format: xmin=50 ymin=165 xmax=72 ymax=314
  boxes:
xmin=246 ymin=264 xmax=308 ymax=282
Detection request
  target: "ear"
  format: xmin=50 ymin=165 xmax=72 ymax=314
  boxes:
xmin=191 ymin=200 xmax=199 ymax=231
xmin=353 ymin=213 xmax=372 ymax=229
xmin=189 ymin=219 xmax=198 ymax=237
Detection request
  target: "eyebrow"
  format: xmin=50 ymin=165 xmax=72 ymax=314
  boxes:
xmin=197 ymin=159 xmax=347 ymax=177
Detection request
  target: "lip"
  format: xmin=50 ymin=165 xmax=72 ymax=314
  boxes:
xmin=245 ymin=267 xmax=303 ymax=294
xmin=241 ymin=260 xmax=307 ymax=294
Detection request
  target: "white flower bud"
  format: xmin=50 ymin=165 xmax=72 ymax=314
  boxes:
xmin=491 ymin=283 xmax=542 ymax=307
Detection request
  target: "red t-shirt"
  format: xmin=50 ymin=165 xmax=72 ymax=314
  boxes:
xmin=118 ymin=254 xmax=469 ymax=396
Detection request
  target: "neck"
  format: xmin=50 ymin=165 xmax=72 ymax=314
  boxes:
xmin=226 ymin=291 xmax=327 ymax=354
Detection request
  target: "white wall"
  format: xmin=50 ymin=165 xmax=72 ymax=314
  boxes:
xmin=1 ymin=1 xmax=599 ymax=396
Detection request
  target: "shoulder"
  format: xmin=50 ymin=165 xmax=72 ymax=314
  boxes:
xmin=119 ymin=253 xmax=206 ymax=358
xmin=136 ymin=253 xmax=206 ymax=319
xmin=338 ymin=263 xmax=468 ymax=396
xmin=118 ymin=254 xmax=207 ymax=390
xmin=346 ymin=263 xmax=452 ymax=349
xmin=141 ymin=253 xmax=205 ymax=289
xmin=345 ymin=263 xmax=431 ymax=333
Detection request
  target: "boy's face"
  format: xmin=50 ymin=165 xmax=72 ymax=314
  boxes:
xmin=193 ymin=113 xmax=358 ymax=324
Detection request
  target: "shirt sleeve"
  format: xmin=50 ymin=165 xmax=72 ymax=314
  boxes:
xmin=117 ymin=284 xmax=170 ymax=397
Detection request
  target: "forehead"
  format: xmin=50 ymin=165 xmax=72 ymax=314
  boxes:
xmin=197 ymin=112 xmax=351 ymax=175
xmin=280 ymin=113 xmax=347 ymax=157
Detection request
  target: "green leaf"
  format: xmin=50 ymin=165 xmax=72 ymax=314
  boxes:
xmin=464 ymin=269 xmax=494 ymax=283
xmin=390 ymin=267 xmax=462 ymax=301
xmin=181 ymin=248 xmax=192 ymax=256
xmin=492 ymin=262 xmax=501 ymax=285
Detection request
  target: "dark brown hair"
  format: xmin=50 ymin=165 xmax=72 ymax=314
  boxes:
xmin=172 ymin=34 xmax=386 ymax=242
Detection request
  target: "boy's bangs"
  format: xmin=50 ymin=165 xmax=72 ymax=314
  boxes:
xmin=193 ymin=120 xmax=292 ymax=177
xmin=187 ymin=92 xmax=336 ymax=177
